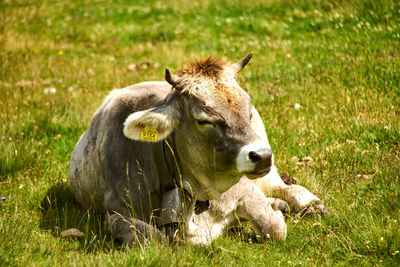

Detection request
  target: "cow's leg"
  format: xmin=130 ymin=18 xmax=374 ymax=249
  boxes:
xmin=255 ymin=166 xmax=327 ymax=215
xmin=186 ymin=208 xmax=233 ymax=245
xmin=187 ymin=202 xmax=287 ymax=245
xmin=237 ymin=191 xmax=287 ymax=242
xmin=107 ymin=213 xmax=165 ymax=246
xmin=186 ymin=178 xmax=289 ymax=245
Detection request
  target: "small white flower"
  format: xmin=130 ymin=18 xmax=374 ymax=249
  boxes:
xmin=44 ymin=87 xmax=56 ymax=94
xmin=68 ymin=86 xmax=74 ymax=92
xmin=294 ymin=103 xmax=301 ymax=110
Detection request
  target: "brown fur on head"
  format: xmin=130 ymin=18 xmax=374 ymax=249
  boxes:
xmin=165 ymin=53 xmax=252 ymax=90
xmin=172 ymin=57 xmax=243 ymax=110
xmin=215 ymin=83 xmax=240 ymax=112
xmin=176 ymin=57 xmax=228 ymax=81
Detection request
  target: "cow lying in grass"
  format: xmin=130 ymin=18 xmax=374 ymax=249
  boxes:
xmin=69 ymin=53 xmax=326 ymax=246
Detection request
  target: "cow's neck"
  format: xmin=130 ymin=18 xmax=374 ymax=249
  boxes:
xmin=162 ymin=136 xmax=183 ymax=191
xmin=158 ymin=137 xmax=211 ymax=235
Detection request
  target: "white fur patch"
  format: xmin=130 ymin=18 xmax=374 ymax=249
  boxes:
xmin=250 ymin=106 xmax=269 ymax=142
xmin=263 ymin=166 xmax=286 ymax=187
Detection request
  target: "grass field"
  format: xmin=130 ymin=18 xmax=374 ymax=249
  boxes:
xmin=1 ymin=0 xmax=399 ymax=265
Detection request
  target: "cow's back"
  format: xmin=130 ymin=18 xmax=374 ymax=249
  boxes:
xmin=69 ymin=81 xmax=174 ymax=221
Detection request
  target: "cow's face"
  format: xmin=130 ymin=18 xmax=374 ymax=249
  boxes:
xmin=123 ymin=53 xmax=272 ymax=201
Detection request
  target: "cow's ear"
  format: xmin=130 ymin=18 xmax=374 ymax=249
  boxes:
xmin=123 ymin=105 xmax=180 ymax=142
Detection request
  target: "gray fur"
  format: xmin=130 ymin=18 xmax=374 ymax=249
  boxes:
xmin=70 ymin=82 xmax=175 ymax=225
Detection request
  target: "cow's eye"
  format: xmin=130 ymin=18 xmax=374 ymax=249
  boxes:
xmin=196 ymin=119 xmax=214 ymax=126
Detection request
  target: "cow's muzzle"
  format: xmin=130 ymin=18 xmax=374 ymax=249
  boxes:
xmin=249 ymin=149 xmax=272 ymax=171
xmin=236 ymin=141 xmax=273 ymax=179
xmin=245 ymin=149 xmax=272 ymax=177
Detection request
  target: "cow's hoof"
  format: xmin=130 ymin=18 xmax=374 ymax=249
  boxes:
xmin=270 ymin=199 xmax=290 ymax=216
xmin=314 ymin=202 xmax=328 ymax=216
xmin=278 ymin=201 xmax=290 ymax=216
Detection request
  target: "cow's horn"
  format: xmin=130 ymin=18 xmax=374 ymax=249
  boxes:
xmin=233 ymin=52 xmax=253 ymax=73
xmin=165 ymin=68 xmax=179 ymax=88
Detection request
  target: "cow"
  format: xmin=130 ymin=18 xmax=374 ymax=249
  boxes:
xmin=69 ymin=53 xmax=326 ymax=245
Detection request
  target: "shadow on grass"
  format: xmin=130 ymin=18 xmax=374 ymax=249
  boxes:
xmin=39 ymin=182 xmax=119 ymax=253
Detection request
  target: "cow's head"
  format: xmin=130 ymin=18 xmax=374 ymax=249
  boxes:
xmin=123 ymin=53 xmax=273 ymax=200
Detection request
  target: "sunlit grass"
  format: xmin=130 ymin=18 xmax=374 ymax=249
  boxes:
xmin=0 ymin=0 xmax=399 ymax=265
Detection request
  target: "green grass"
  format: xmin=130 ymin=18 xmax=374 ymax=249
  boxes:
xmin=1 ymin=0 xmax=399 ymax=265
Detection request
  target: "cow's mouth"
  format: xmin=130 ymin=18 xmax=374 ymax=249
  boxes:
xmin=245 ymin=167 xmax=271 ymax=179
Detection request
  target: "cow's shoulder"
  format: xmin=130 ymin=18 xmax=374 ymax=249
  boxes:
xmin=82 ymin=82 xmax=172 ymax=214
xmin=88 ymin=81 xmax=172 ymax=137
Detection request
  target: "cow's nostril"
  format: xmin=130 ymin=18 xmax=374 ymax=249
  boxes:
xmin=249 ymin=150 xmax=272 ymax=165
xmin=249 ymin=151 xmax=262 ymax=163
xmin=239 ymin=145 xmax=273 ymax=176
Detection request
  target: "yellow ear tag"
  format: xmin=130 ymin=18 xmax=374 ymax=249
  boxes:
xmin=140 ymin=128 xmax=158 ymax=142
